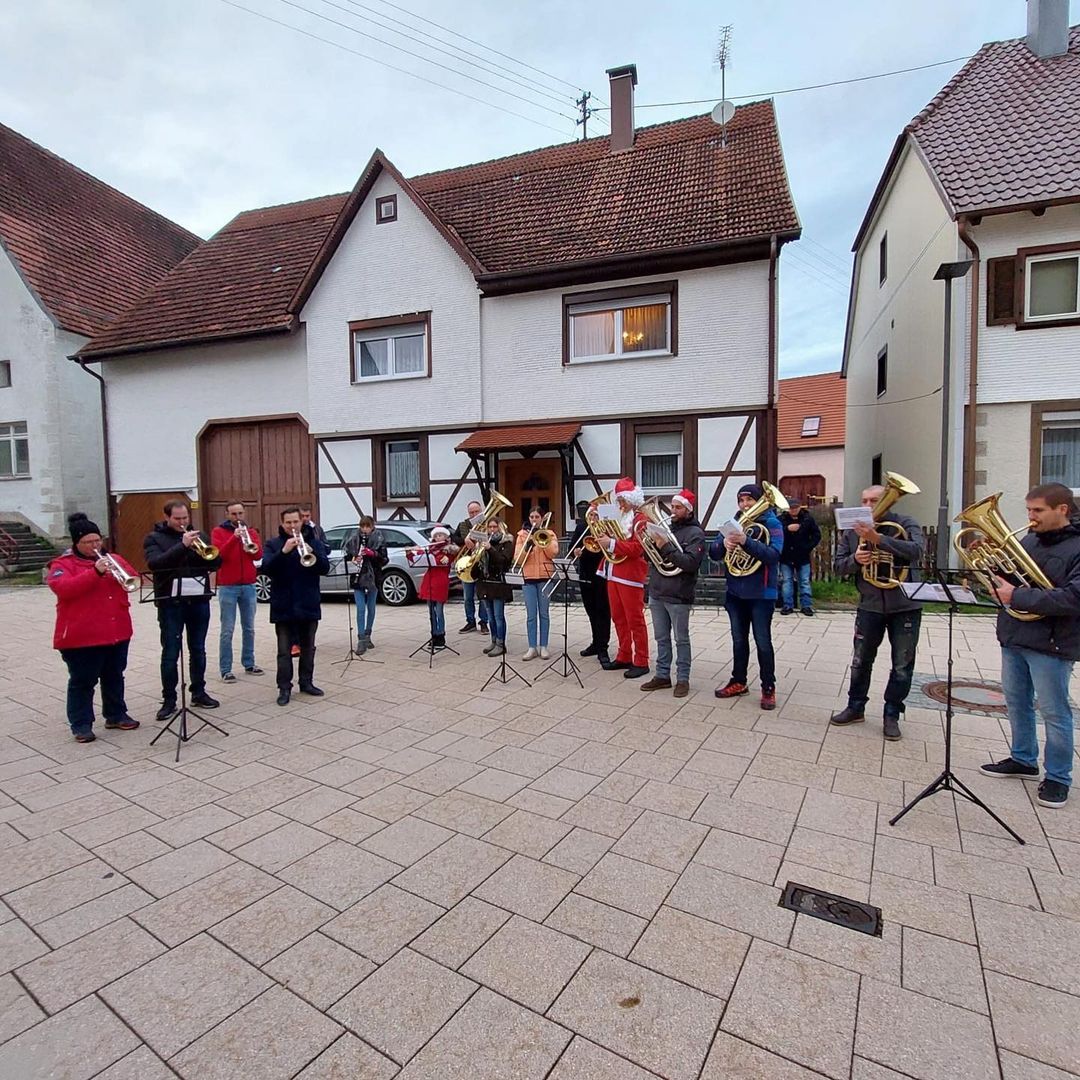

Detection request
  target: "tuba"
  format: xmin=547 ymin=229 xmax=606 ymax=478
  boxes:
xmin=635 ymin=499 xmax=684 ymax=578
xmin=454 ymin=490 xmax=514 ymax=583
xmin=953 ymin=493 xmax=1052 ymax=621
xmin=861 ymin=472 xmax=920 ymax=589
xmin=584 ymin=490 xmax=627 ymax=566
xmin=725 ymin=482 xmax=789 ymax=577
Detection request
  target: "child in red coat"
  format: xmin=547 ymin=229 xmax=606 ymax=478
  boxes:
xmin=407 ymin=525 xmax=458 ymax=648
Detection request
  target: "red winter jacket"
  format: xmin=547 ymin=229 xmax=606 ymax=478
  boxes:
xmin=409 ymin=541 xmax=456 ymax=603
xmin=601 ymin=511 xmax=648 ymax=588
xmin=211 ymin=522 xmax=263 ymax=586
xmin=47 ymin=551 xmax=136 ymax=650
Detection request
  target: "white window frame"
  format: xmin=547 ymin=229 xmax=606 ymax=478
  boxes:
xmin=0 ymin=421 xmax=29 ymax=479
xmin=1024 ymin=251 xmax=1080 ymax=323
xmin=385 ymin=438 xmax=421 ymax=500
xmin=352 ymin=321 xmax=428 ymax=384
xmin=801 ymin=416 xmax=821 ymax=438
xmin=636 ymin=431 xmax=682 ymax=496
xmin=1041 ymin=410 xmax=1080 ymax=495
xmin=568 ymin=293 xmax=672 ymax=364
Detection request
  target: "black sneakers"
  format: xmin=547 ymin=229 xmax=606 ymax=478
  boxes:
xmin=191 ymin=692 xmax=220 ymax=709
xmin=980 ymin=758 xmax=1040 ymax=779
xmin=459 ymin=622 xmax=477 ymax=634
xmin=1038 ymin=780 xmax=1068 ymax=808
xmin=155 ymin=702 xmax=177 ymax=722
xmin=623 ymin=665 xmax=650 ymax=679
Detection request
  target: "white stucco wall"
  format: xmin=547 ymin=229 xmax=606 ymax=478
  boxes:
xmin=972 ymin=402 xmax=1033 ymax=515
xmin=104 ymin=332 xmax=308 ymax=496
xmin=779 ymin=446 xmax=845 ymax=501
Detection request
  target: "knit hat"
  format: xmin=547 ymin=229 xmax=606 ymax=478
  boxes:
xmin=737 ymin=484 xmax=763 ymax=501
xmin=671 ymin=489 xmax=695 ymax=512
xmin=68 ymin=513 xmax=102 ymax=544
xmin=431 ymin=525 xmax=451 ymax=539
xmin=613 ymin=477 xmax=645 ymax=508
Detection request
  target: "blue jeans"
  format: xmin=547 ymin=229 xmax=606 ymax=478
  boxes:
xmin=354 ymin=587 xmax=378 ymax=636
xmin=1001 ymin=646 xmax=1075 ymax=787
xmin=847 ymin=608 xmax=921 ymax=716
xmin=522 ymin=581 xmax=551 ymax=648
xmin=650 ymin=600 xmax=692 ymax=682
xmin=60 ymin=641 xmax=130 ymax=735
xmin=463 ymin=580 xmax=489 ymax=627
xmin=218 ymin=584 xmax=257 ymax=675
xmin=725 ymin=596 xmax=775 ymax=689
xmin=487 ymin=598 xmax=507 ymax=642
xmin=428 ymin=600 xmax=445 ymax=637
xmin=158 ymin=599 xmax=210 ymax=701
xmin=780 ymin=564 xmax=812 ymax=610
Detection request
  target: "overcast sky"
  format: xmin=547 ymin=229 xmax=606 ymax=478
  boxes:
xmin=0 ymin=0 xmax=1056 ymax=376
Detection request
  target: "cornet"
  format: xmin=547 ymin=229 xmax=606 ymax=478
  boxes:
xmin=94 ymin=548 xmax=139 ymax=593
xmin=292 ymin=528 xmax=318 ymax=568
xmin=236 ymin=521 xmax=258 ymax=555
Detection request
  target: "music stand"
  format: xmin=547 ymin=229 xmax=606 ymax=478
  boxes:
xmin=481 ymin=570 xmax=530 ymax=691
xmin=330 ymin=555 xmax=382 ymax=676
xmin=140 ymin=570 xmax=228 ymax=762
xmin=536 ymin=560 xmax=583 ymax=688
xmin=406 ymin=545 xmax=460 ymax=669
xmin=888 ymin=568 xmax=1024 ymax=844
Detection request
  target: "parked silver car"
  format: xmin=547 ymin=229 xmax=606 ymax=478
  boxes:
xmin=255 ymin=521 xmax=458 ymax=606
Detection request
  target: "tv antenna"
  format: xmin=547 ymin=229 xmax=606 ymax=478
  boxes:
xmin=713 ymin=24 xmax=735 ymax=147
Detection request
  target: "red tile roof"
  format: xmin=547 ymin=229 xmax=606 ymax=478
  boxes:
xmin=456 ymin=422 xmax=581 ymax=453
xmin=82 ymin=102 xmax=799 ymax=359
xmin=0 ymin=122 xmax=200 ymax=338
xmin=778 ymin=372 xmax=845 ymax=450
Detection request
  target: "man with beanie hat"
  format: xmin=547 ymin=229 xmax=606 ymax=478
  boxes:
xmin=570 ymin=500 xmax=610 ymax=663
xmin=710 ymin=483 xmax=784 ymax=709
xmin=48 ymin=514 xmax=140 ymax=742
xmin=640 ymin=489 xmax=706 ymax=697
xmin=778 ymin=494 xmax=821 ymax=616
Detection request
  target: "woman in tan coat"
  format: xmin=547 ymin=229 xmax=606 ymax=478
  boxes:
xmin=514 ymin=507 xmax=559 ymax=660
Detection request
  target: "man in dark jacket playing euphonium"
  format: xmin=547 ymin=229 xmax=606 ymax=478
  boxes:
xmin=639 ymin=489 xmax=706 ymax=698
xmin=261 ymin=506 xmax=330 ymax=706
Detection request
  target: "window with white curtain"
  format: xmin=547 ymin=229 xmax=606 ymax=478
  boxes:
xmin=386 ymin=439 xmax=421 ymax=499
xmin=0 ymin=421 xmax=29 ymax=478
xmin=1042 ymin=412 xmax=1080 ymax=493
xmin=1026 ymin=253 xmax=1080 ymax=321
xmin=569 ymin=294 xmax=671 ymax=362
xmin=637 ymin=431 xmax=681 ymax=494
xmin=353 ymin=321 xmax=427 ymax=382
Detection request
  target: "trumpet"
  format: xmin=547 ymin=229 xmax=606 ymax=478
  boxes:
xmin=635 ymin=499 xmax=684 ymax=577
xmin=511 ymin=512 xmax=555 ymax=574
xmin=94 ymin=547 xmax=139 ymax=593
xmin=292 ymin=528 xmax=317 ymax=568
xmin=191 ymin=534 xmax=219 ymax=561
xmin=236 ymin=521 xmax=258 ymax=555
xmin=584 ymin=490 xmax=627 ymax=565
xmin=724 ymin=482 xmax=788 ymax=577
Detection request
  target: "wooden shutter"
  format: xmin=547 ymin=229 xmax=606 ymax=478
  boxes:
xmin=986 ymin=256 xmax=1018 ymax=325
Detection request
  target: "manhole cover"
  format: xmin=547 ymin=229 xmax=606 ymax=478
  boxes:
xmin=923 ymin=680 xmax=1009 ymax=714
xmin=779 ymin=882 xmax=883 ymax=937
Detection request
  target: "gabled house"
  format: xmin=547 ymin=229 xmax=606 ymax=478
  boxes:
xmin=842 ymin=3 xmax=1080 ymax=530
xmin=777 ymin=372 xmax=845 ymax=504
xmin=80 ymin=65 xmax=801 ymax=567
xmin=0 ymin=122 xmax=200 ymax=541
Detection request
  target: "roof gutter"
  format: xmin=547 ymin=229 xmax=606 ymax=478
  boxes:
xmin=957 ymin=215 xmax=980 ymax=508
xmin=72 ymin=357 xmax=114 ymax=541
xmin=767 ymin=233 xmax=779 ymax=480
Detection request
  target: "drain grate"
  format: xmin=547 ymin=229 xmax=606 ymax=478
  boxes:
xmin=779 ymin=882 xmax=883 ymax=937
xmin=922 ymin=679 xmax=1009 ymax=715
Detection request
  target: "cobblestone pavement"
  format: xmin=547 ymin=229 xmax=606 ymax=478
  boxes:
xmin=2 ymin=586 xmax=1079 ymax=1079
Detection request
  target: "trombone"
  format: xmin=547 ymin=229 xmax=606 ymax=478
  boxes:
xmin=292 ymin=528 xmax=318 ymax=568
xmin=510 ymin=512 xmax=555 ymax=574
xmin=94 ymin=547 xmax=139 ymax=593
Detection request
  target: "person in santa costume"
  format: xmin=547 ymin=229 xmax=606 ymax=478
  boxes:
xmin=597 ymin=477 xmax=651 ymax=679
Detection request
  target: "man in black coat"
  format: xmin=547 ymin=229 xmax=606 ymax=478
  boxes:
xmin=570 ymin=500 xmax=610 ymax=663
xmin=261 ymin=506 xmax=330 ymax=705
xmin=778 ymin=494 xmax=822 ymax=615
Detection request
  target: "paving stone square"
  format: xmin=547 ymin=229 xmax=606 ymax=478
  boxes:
xmin=3 ymin=591 xmax=1080 ymax=1078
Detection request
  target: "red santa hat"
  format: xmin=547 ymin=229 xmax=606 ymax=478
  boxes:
xmin=430 ymin=524 xmax=451 ymax=539
xmin=613 ymin=477 xmax=645 ymax=508
xmin=671 ymin=489 xmax=695 ymax=512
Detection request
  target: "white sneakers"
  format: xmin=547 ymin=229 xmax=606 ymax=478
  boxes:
xmin=539 ymin=647 xmax=551 ymax=659
xmin=522 ymin=648 xmax=538 ymax=660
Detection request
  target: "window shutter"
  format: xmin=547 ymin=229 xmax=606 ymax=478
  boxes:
xmin=986 ymin=256 xmax=1018 ymax=325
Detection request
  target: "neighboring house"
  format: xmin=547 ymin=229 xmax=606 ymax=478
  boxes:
xmin=79 ymin=65 xmax=801 ymax=568
xmin=777 ymin=371 xmax=845 ymax=504
xmin=842 ymin=4 xmax=1080 ymax=530
xmin=0 ymin=122 xmax=200 ymax=541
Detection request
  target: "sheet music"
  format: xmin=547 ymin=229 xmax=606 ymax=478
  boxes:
xmin=834 ymin=506 xmax=874 ymax=530
xmin=717 ymin=518 xmax=744 ymax=538
xmin=900 ymin=581 xmax=978 ymax=604
xmin=596 ymin=504 xmax=620 ymax=521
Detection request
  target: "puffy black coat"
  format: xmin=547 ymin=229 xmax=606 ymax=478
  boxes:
xmin=474 ymin=535 xmax=515 ymax=603
xmin=343 ymin=528 xmax=389 ymax=590
xmin=260 ymin=525 xmax=330 ymax=622
xmin=144 ymin=522 xmax=222 ymax=601
xmin=779 ymin=509 xmax=822 ymax=567
xmin=647 ymin=515 xmax=707 ymax=604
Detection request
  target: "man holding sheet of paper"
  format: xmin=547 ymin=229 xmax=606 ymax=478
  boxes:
xmin=830 ymin=485 xmax=924 ymax=741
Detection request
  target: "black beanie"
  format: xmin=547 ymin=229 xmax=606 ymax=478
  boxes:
xmin=737 ymin=484 xmax=763 ymax=501
xmin=68 ymin=513 xmax=102 ymax=544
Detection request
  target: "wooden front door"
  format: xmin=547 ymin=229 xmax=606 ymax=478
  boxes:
xmin=778 ymin=474 xmax=826 ymax=506
xmin=499 ymin=458 xmax=563 ymax=534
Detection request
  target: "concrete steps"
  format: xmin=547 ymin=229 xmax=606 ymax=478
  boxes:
xmin=0 ymin=521 xmax=63 ymax=572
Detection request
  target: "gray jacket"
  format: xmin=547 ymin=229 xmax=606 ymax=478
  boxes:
xmin=996 ymin=522 xmax=1080 ymax=661
xmin=835 ymin=510 xmax=924 ymax=614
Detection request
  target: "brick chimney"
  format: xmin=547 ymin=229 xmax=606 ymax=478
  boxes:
xmin=1026 ymin=0 xmax=1069 ymax=58
xmin=605 ymin=64 xmax=638 ymax=152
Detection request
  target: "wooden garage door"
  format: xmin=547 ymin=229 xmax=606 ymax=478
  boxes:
xmin=111 ymin=491 xmax=188 ymax=571
xmin=200 ymin=417 xmax=316 ymax=542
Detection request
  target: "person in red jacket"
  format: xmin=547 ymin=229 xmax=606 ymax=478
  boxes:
xmin=597 ymin=477 xmax=651 ymax=679
xmin=47 ymin=513 xmax=140 ymax=743
xmin=211 ymin=501 xmax=264 ymax=682
xmin=407 ymin=525 xmax=458 ymax=648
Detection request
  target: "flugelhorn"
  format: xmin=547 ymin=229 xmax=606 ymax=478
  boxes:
xmin=860 ymin=472 xmax=920 ymax=589
xmin=94 ymin=547 xmax=138 ymax=593
xmin=292 ymin=528 xmax=317 ymax=568
xmin=725 ymin=482 xmax=788 ymax=577
xmin=454 ymin=490 xmax=513 ymax=583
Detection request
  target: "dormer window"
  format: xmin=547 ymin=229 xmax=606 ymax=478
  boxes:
xmin=801 ymin=416 xmax=821 ymax=438
xmin=376 ymin=195 xmax=397 ymax=224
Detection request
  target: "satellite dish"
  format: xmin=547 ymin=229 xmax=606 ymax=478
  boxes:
xmin=711 ymin=100 xmax=735 ymax=125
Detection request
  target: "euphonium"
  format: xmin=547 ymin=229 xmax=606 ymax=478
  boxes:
xmin=636 ymin=499 xmax=684 ymax=578
xmin=584 ymin=490 xmax=627 ymax=566
xmin=861 ymin=471 xmax=920 ymax=589
xmin=191 ymin=535 xmax=219 ymax=561
xmin=725 ymin=482 xmax=789 ymax=577
xmin=953 ymin=492 xmax=1052 ymax=621
xmin=455 ymin=490 xmax=514 ymax=582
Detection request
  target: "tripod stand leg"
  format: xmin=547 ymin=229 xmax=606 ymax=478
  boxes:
xmin=949 ymin=773 xmax=1026 ymax=845
xmin=888 ymin=771 xmax=950 ymax=826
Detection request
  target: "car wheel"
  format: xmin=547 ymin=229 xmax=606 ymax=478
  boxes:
xmin=380 ymin=569 xmax=414 ymax=606
xmin=255 ymin=573 xmax=271 ymax=603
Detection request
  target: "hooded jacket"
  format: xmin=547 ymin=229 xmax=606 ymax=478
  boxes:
xmin=647 ymin=514 xmax=706 ymax=604
xmin=144 ymin=522 xmax=222 ymax=601
xmin=710 ymin=509 xmax=783 ymax=601
xmin=834 ymin=511 xmax=923 ymax=615
xmin=47 ymin=550 xmax=136 ymax=650
xmin=779 ymin=508 xmax=822 ymax=568
xmin=996 ymin=520 xmax=1080 ymax=660
xmin=260 ymin=524 xmax=330 ymax=622
xmin=211 ymin=520 xmax=263 ymax=586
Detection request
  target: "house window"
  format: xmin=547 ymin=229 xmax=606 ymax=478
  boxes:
xmin=876 ymin=346 xmax=888 ymax=398
xmin=385 ymin=439 xmax=421 ymax=500
xmin=801 ymin=416 xmax=821 ymax=438
xmin=0 ymin=362 xmax=10 ymax=388
xmin=1025 ymin=251 xmax=1080 ymax=321
xmin=350 ymin=314 xmax=430 ymax=383
xmin=879 ymin=233 xmax=888 ymax=286
xmin=1041 ymin=411 xmax=1080 ymax=492
xmin=871 ymin=454 xmax=882 ymax=487
xmin=0 ymin=421 xmax=29 ymax=478
xmin=564 ymin=283 xmax=676 ymax=364
xmin=637 ymin=431 xmax=681 ymax=493
xmin=376 ymin=195 xmax=397 ymax=223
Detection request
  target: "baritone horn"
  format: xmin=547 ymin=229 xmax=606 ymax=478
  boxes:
xmin=454 ymin=489 xmax=514 ymax=582
xmin=724 ymin=482 xmax=788 ymax=577
xmin=636 ymin=499 xmax=683 ymax=577
xmin=953 ymin=492 xmax=1052 ymax=621
xmin=860 ymin=471 xmax=920 ymax=589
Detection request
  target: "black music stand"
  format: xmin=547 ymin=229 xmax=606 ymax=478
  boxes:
xmin=888 ymin=568 xmax=1024 ymax=844
xmin=536 ymin=560 xmax=583 ymax=688
xmin=140 ymin=571 xmax=228 ymax=762
xmin=331 ymin=555 xmax=382 ymax=676
xmin=481 ymin=570 xmax=530 ymax=691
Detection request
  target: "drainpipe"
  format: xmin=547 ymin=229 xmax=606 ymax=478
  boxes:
xmin=767 ymin=233 xmax=778 ymax=480
xmin=73 ymin=358 xmax=114 ymax=541
xmin=957 ymin=216 xmax=980 ymax=508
